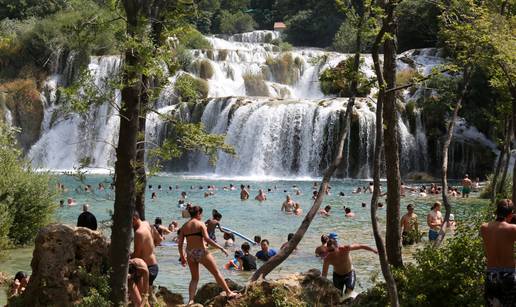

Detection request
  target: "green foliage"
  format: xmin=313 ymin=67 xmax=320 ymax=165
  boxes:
xmin=0 ymin=0 xmax=69 ymax=20
xmin=174 ymin=74 xmax=209 ymax=102
xmin=243 ymin=72 xmax=269 ymax=96
xmin=218 ymin=10 xmax=256 ymax=34
xmin=359 ymin=209 xmax=488 ymax=306
xmin=77 ymin=267 xmax=111 ymax=307
xmin=331 ymin=8 xmax=376 ymax=53
xmin=396 ymin=68 xmax=423 ymax=87
xmin=319 ymin=56 xmax=374 ymax=97
xmin=167 ymin=25 xmax=212 ymax=50
xmin=397 ymin=0 xmax=440 ymax=52
xmin=480 ymin=173 xmax=513 ymax=200
xmin=0 ymin=123 xmax=56 ymax=248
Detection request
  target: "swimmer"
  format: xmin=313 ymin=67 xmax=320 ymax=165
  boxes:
xmin=256 ymin=239 xmax=277 ymax=261
xmin=9 ymin=271 xmax=29 ymax=298
xmin=312 ymin=190 xmax=318 ymax=200
xmin=339 ymin=192 xmax=345 ymax=196
xmin=237 ymin=243 xmax=257 ymax=271
xmin=168 ymin=220 xmax=179 ymax=233
xmin=223 ymin=232 xmax=235 ymax=248
xmin=253 ymin=235 xmax=261 ymax=246
xmin=281 ymin=233 xmax=296 ymax=251
xmin=462 ymin=174 xmax=472 ymax=198
xmin=401 ymin=204 xmax=419 ymax=245
xmin=178 ymin=191 xmax=187 ymax=206
xmin=67 ymin=197 xmax=77 ymax=207
xmin=281 ymin=195 xmax=295 ymax=213
xmin=240 ymin=184 xmax=250 ymax=200
xmin=158 ymin=185 xmax=162 ymax=191
xmin=205 ymin=210 xmax=226 ymax=242
xmin=319 ymin=205 xmax=331 ymax=217
xmin=59 ymin=200 xmax=64 ymax=207
xmin=361 ymin=202 xmax=366 ymax=208
xmin=294 ymin=202 xmax=303 ymax=216
xmin=182 ymin=203 xmax=192 ymax=218
xmin=151 ymin=192 xmax=157 ymax=200
xmin=255 ymin=189 xmax=267 ymax=201
xmin=153 ymin=217 xmax=171 ymax=246
xmin=353 ymin=187 xmax=362 ymax=194
xmin=427 ymin=202 xmax=443 ymax=241
xmin=345 ymin=207 xmax=355 ymax=217
xmin=315 ymin=234 xmax=329 ymax=258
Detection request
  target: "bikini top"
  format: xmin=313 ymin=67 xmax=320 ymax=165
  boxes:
xmin=184 ymin=231 xmax=203 ymax=237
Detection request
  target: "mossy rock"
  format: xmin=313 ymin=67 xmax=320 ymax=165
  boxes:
xmin=218 ymin=49 xmax=229 ymax=61
xmin=174 ymin=74 xmax=209 ymax=102
xmin=199 ymin=60 xmax=214 ymax=80
xmin=265 ymin=53 xmax=300 ymax=85
xmin=243 ymin=72 xmax=270 ymax=96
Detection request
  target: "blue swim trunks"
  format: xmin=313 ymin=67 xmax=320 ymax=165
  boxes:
xmin=428 ymin=229 xmax=439 ymax=241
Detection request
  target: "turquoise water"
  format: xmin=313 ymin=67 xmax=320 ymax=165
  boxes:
xmin=2 ymin=174 xmax=482 ymax=302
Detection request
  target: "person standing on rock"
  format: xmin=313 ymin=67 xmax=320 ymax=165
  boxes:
xmin=77 ymin=204 xmax=97 ymax=230
xmin=322 ymin=238 xmax=378 ymax=296
xmin=178 ymin=205 xmax=238 ymax=304
xmin=132 ymin=212 xmax=159 ymax=286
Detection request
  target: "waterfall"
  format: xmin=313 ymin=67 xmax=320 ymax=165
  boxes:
xmin=22 ymin=29 xmax=496 ymax=178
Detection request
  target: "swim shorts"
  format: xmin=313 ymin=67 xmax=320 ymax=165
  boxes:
xmin=333 ymin=270 xmax=356 ymax=294
xmin=402 ymin=231 xmax=415 ymax=245
xmin=485 ymin=268 xmax=516 ymax=307
xmin=147 ymin=264 xmax=159 ymax=285
xmin=428 ymin=229 xmax=439 ymax=241
xmin=462 ymin=187 xmax=471 ymax=194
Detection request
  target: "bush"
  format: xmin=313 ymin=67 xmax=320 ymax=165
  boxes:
xmin=480 ymin=173 xmax=513 ymax=199
xmin=319 ymin=57 xmax=374 ymax=97
xmin=167 ymin=25 xmax=212 ymax=50
xmin=396 ymin=68 xmax=422 ymax=87
xmin=359 ymin=209 xmax=487 ymax=306
xmin=174 ymin=74 xmax=209 ymax=102
xmin=0 ymin=0 xmax=69 ymax=20
xmin=218 ymin=10 xmax=256 ymax=35
xmin=243 ymin=72 xmax=269 ymax=96
xmin=0 ymin=123 xmax=56 ymax=248
xmin=331 ymin=18 xmax=375 ymax=53
xmin=284 ymin=7 xmax=344 ymax=47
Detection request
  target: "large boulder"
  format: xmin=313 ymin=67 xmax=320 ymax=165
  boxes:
xmin=10 ymin=224 xmax=109 ymax=306
xmin=195 ymin=279 xmax=243 ymax=305
xmin=156 ymin=286 xmax=184 ymax=306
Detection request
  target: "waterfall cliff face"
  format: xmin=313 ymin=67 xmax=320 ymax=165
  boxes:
xmin=24 ymin=31 xmax=495 ymax=178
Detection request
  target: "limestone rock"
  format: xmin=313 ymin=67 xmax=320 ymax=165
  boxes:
xmin=194 ymin=279 xmax=242 ymax=305
xmin=11 ymin=224 xmax=109 ymax=307
xmin=156 ymin=286 xmax=184 ymax=306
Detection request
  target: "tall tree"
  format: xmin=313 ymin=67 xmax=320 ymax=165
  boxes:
xmin=370 ymin=13 xmax=400 ymax=306
xmin=380 ymin=0 xmax=403 ymax=268
xmin=250 ymin=0 xmax=369 ymax=282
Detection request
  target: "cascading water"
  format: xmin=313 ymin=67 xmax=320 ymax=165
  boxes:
xmin=21 ymin=30 xmax=494 ymax=178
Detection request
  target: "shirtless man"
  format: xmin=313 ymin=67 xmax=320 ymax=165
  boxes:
xmin=462 ymin=174 xmax=472 ymax=198
xmin=315 ymin=234 xmax=329 ymax=258
xmin=427 ymin=202 xmax=443 ymax=241
xmin=319 ymin=205 xmax=332 ymax=216
xmin=322 ymin=239 xmax=378 ymax=295
xmin=132 ymin=212 xmax=159 ymax=286
xmin=240 ymin=184 xmax=249 ymax=200
xmin=400 ymin=204 xmax=419 ymax=245
xmin=281 ymin=195 xmax=295 ymax=213
xmin=205 ymin=210 xmax=226 ymax=242
xmin=255 ymin=189 xmax=267 ymax=201
xmin=480 ymin=199 xmax=516 ymax=306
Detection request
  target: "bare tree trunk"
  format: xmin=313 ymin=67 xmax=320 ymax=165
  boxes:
xmin=513 ymin=97 xmax=516 ymax=205
xmin=135 ymin=87 xmax=147 ymax=220
xmin=381 ymin=0 xmax=403 ymax=268
xmin=371 ymin=23 xmax=400 ymax=307
xmin=250 ymin=7 xmax=366 ymax=282
xmin=491 ymin=117 xmax=508 ymax=203
xmin=435 ymin=71 xmax=471 ymax=246
xmin=498 ymin=119 xmax=513 ymax=195
xmin=109 ymin=8 xmax=141 ymax=305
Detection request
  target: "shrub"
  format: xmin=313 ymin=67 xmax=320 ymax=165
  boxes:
xmin=168 ymin=25 xmax=212 ymax=50
xmin=359 ymin=209 xmax=487 ymax=306
xmin=479 ymin=173 xmax=513 ymax=199
xmin=396 ymin=68 xmax=422 ymax=87
xmin=174 ymin=74 xmax=209 ymax=102
xmin=0 ymin=123 xmax=56 ymax=248
xmin=279 ymin=42 xmax=293 ymax=52
xmin=331 ymin=18 xmax=375 ymax=53
xmin=243 ymin=72 xmax=269 ymax=96
xmin=319 ymin=57 xmax=374 ymax=97
xmin=265 ymin=53 xmax=301 ymax=85
xmin=218 ymin=10 xmax=256 ymax=34
xmin=175 ymin=45 xmax=193 ymax=71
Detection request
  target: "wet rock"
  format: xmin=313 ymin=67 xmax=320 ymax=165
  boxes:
xmin=194 ymin=279 xmax=243 ymax=305
xmin=156 ymin=286 xmax=184 ymax=306
xmin=11 ymin=224 xmax=109 ymax=306
xmin=0 ymin=271 xmax=9 ymax=286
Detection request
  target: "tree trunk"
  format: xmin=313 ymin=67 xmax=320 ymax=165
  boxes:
xmin=109 ymin=30 xmax=141 ymax=307
xmin=371 ymin=23 xmax=400 ymax=307
xmin=491 ymin=117 xmax=508 ymax=203
xmin=498 ymin=119 xmax=513 ymax=195
xmin=250 ymin=6 xmax=365 ymax=282
xmin=381 ymin=1 xmax=403 ymax=268
xmin=435 ymin=71 xmax=471 ymax=246
xmin=512 ymin=91 xmax=516 ymax=205
xmin=135 ymin=75 xmax=148 ymax=220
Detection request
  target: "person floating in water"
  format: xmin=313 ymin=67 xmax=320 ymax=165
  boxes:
xmin=256 ymin=239 xmax=277 ymax=261
xmin=400 ymin=204 xmax=419 ymax=246
xmin=255 ymin=189 xmax=267 ymax=201
xmin=462 ymin=174 xmax=472 ymax=198
xmin=240 ymin=184 xmax=250 ymax=200
xmin=322 ymin=238 xmax=378 ymax=296
xmin=480 ymin=199 xmax=516 ymax=307
xmin=131 ymin=212 xmax=159 ymax=288
xmin=178 ymin=206 xmax=238 ymax=304
xmin=427 ymin=202 xmax=443 ymax=241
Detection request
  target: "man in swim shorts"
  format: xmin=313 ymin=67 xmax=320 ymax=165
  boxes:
xmin=480 ymin=199 xmax=516 ymax=306
xmin=401 ymin=204 xmax=419 ymax=245
xmin=462 ymin=174 xmax=472 ymax=198
xmin=322 ymin=238 xmax=377 ymax=295
xmin=132 ymin=212 xmax=159 ymax=286
xmin=427 ymin=202 xmax=443 ymax=241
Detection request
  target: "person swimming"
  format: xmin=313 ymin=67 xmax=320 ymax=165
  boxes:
xmin=319 ymin=205 xmax=332 ymax=216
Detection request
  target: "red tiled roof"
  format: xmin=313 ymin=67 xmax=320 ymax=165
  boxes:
xmin=274 ymin=22 xmax=286 ymax=29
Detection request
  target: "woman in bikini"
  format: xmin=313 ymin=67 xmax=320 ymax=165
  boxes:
xmin=178 ymin=205 xmax=238 ymax=304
